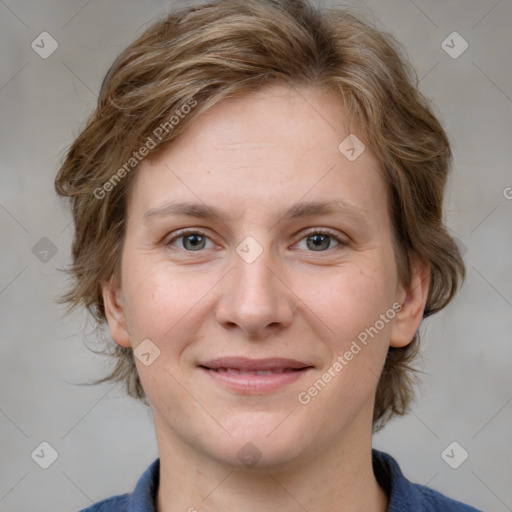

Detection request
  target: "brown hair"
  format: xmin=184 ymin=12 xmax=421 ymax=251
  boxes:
xmin=55 ymin=0 xmax=465 ymax=432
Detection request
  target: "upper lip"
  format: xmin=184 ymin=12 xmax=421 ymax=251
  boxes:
xmin=199 ymin=357 xmax=313 ymax=371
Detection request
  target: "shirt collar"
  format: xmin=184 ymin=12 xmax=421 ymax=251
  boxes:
xmin=126 ymin=449 xmax=443 ymax=511
xmin=127 ymin=457 xmax=159 ymax=511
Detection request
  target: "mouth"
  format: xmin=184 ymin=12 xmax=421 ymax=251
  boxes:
xmin=198 ymin=357 xmax=314 ymax=393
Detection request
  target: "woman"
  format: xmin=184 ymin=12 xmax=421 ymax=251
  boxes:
xmin=55 ymin=0 xmax=480 ymax=510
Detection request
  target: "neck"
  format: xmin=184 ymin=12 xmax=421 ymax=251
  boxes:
xmin=153 ymin=411 xmax=389 ymax=512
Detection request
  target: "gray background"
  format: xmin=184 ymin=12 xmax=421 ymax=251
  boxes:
xmin=0 ymin=0 xmax=511 ymax=511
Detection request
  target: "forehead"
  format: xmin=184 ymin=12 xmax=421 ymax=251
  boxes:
xmin=127 ymin=83 xmax=386 ymax=224
xmin=175 ymin=83 xmax=354 ymax=152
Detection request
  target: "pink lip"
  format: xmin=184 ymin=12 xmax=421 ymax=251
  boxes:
xmin=198 ymin=357 xmax=314 ymax=394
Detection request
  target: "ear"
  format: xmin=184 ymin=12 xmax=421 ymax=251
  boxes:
xmin=102 ymin=276 xmax=131 ymax=348
xmin=389 ymin=255 xmax=430 ymax=348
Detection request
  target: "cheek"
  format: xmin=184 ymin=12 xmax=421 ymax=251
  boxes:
xmin=301 ymin=258 xmax=397 ymax=345
xmin=301 ymin=255 xmax=397 ymax=407
xmin=297 ymin=264 xmax=397 ymax=408
xmin=121 ymin=254 xmax=218 ymax=350
xmin=121 ymin=257 xmax=180 ymax=340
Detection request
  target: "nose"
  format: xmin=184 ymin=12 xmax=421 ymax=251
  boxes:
xmin=214 ymin=239 xmax=295 ymax=340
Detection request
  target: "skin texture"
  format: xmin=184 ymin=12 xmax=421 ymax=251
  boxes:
xmin=102 ymin=83 xmax=429 ymax=512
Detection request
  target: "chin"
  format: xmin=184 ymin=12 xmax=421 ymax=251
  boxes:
xmin=205 ymin=412 xmax=317 ymax=470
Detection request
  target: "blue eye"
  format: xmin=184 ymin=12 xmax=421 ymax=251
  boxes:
xmin=297 ymin=230 xmax=345 ymax=251
xmin=165 ymin=228 xmax=347 ymax=252
xmin=166 ymin=231 xmax=215 ymax=251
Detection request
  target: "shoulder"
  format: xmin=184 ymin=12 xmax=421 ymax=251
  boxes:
xmin=410 ymin=483 xmax=483 ymax=511
xmin=78 ymin=494 xmax=129 ymax=512
xmin=77 ymin=458 xmax=160 ymax=512
xmin=372 ymin=449 xmax=482 ymax=511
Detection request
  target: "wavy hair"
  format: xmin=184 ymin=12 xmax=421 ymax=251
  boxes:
xmin=55 ymin=0 xmax=465 ymax=432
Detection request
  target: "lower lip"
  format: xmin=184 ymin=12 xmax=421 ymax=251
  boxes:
xmin=199 ymin=368 xmax=311 ymax=394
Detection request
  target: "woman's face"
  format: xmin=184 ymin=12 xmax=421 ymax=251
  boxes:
xmin=103 ymin=83 xmax=426 ymax=468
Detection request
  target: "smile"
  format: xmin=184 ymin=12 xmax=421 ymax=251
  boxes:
xmin=210 ymin=368 xmax=301 ymax=375
xmin=198 ymin=357 xmax=314 ymax=394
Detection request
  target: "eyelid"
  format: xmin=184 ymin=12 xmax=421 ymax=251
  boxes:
xmin=164 ymin=227 xmax=349 ymax=251
xmin=163 ymin=228 xmax=216 ymax=248
xmin=298 ymin=227 xmax=349 ymax=245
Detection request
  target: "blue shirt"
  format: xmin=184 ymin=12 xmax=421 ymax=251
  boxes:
xmin=78 ymin=449 xmax=482 ymax=511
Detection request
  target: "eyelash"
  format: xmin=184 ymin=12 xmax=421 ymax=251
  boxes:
xmin=164 ymin=228 xmax=348 ymax=252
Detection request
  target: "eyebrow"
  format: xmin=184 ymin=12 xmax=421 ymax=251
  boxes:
xmin=143 ymin=199 xmax=367 ymax=226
